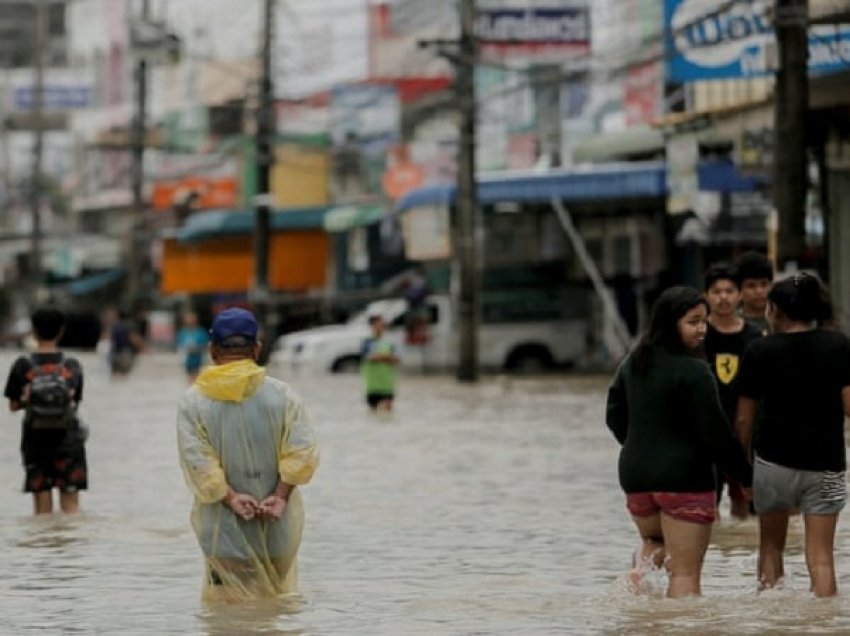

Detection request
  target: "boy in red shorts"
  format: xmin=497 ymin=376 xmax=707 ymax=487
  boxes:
xmin=4 ymin=307 xmax=88 ymax=514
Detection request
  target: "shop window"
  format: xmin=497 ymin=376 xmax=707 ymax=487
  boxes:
xmin=613 ymin=235 xmax=632 ymax=276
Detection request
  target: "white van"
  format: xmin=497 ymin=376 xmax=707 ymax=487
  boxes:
xmin=268 ymin=294 xmax=586 ymax=374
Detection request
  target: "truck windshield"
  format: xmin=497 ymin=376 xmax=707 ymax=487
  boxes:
xmin=346 ymin=309 xmax=372 ymax=325
xmin=346 ymin=300 xmax=406 ymax=325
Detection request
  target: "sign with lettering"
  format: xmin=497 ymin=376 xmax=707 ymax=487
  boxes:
xmin=665 ymin=0 xmax=850 ymax=81
xmin=476 ymin=6 xmax=590 ymax=57
xmin=14 ymin=86 xmax=90 ymax=111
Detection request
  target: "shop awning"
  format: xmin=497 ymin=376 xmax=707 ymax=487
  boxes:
xmin=395 ymin=160 xmax=767 ymax=214
xmin=676 ymin=217 xmax=768 ymax=246
xmin=177 ymin=206 xmax=330 ymax=242
xmin=572 ymin=126 xmax=665 ymax=164
xmin=572 ymin=125 xmax=741 ymax=164
xmin=698 ymin=161 xmax=766 ymax=192
xmin=64 ymin=266 xmax=127 ymax=296
xmin=323 ymin=203 xmax=386 ymax=233
xmin=395 ymin=161 xmax=668 ymax=212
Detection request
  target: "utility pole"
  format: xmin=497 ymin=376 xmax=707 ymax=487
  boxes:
xmin=127 ymin=0 xmax=150 ymax=306
xmin=254 ymin=0 xmax=276 ymax=364
xmin=773 ymin=0 xmax=808 ymax=270
xmin=456 ymin=0 xmax=479 ymax=382
xmin=29 ymin=0 xmax=47 ymax=306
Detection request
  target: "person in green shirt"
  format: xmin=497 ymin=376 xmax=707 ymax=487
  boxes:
xmin=361 ymin=315 xmax=399 ymax=412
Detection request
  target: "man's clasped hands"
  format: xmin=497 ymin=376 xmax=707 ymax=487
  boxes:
xmin=222 ymin=488 xmax=287 ymax=521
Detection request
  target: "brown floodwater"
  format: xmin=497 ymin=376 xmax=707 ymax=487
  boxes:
xmin=0 ymin=351 xmax=847 ymax=634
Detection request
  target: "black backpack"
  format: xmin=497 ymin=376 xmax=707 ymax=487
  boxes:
xmin=25 ymin=355 xmax=75 ymax=430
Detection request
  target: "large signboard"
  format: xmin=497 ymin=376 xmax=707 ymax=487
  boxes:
xmin=274 ymin=4 xmax=368 ymax=99
xmin=331 ymin=84 xmax=400 ymax=149
xmin=14 ymin=86 xmax=90 ymax=111
xmin=6 ymin=69 xmax=94 ymax=113
xmin=665 ymin=0 xmax=850 ymax=81
xmin=624 ymin=60 xmax=662 ymax=126
xmin=476 ymin=6 xmax=590 ymax=58
xmin=330 ymin=84 xmax=401 ymax=200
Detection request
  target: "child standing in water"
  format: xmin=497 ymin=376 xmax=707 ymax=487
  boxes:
xmin=176 ymin=311 xmax=209 ymax=383
xmin=361 ymin=315 xmax=398 ymax=413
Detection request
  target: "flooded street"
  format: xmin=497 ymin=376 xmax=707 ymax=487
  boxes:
xmin=0 ymin=350 xmax=849 ymax=634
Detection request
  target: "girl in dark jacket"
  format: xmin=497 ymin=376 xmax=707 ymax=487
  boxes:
xmin=607 ymin=286 xmax=752 ymax=597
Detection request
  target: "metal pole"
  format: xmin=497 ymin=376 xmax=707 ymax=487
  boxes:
xmin=455 ymin=0 xmax=479 ymax=382
xmin=254 ymin=0 xmax=275 ymax=364
xmin=773 ymin=0 xmax=808 ymax=270
xmin=551 ymin=199 xmax=633 ymax=356
xmin=29 ymin=0 xmax=47 ymax=305
xmin=128 ymin=0 xmax=150 ymax=305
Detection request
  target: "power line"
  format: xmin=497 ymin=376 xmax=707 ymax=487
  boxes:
xmin=432 ymin=0 xmax=770 ymax=107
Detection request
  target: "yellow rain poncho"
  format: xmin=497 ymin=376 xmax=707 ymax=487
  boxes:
xmin=176 ymin=359 xmax=319 ymax=601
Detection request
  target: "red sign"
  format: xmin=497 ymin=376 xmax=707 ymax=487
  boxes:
xmin=382 ymin=145 xmax=425 ymax=201
xmin=151 ymin=176 xmax=238 ymax=211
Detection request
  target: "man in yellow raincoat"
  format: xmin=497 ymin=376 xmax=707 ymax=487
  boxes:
xmin=176 ymin=307 xmax=319 ymax=601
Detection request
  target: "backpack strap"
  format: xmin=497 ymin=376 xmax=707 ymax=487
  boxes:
xmin=25 ymin=353 xmax=71 ymax=382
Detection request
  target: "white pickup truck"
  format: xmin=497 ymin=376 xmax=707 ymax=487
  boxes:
xmin=268 ymin=294 xmax=587 ymax=374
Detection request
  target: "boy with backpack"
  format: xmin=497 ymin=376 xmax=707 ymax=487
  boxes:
xmin=4 ymin=307 xmax=88 ymax=514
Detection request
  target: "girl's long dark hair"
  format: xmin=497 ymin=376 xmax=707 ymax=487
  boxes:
xmin=768 ymin=272 xmax=834 ymax=327
xmin=631 ymin=286 xmax=707 ymax=375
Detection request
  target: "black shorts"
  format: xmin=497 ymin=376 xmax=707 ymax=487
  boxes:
xmin=366 ymin=392 xmax=394 ymax=408
xmin=23 ymin=445 xmax=88 ymax=493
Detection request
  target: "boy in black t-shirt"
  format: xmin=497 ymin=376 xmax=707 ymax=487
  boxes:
xmin=4 ymin=307 xmax=87 ymax=514
xmin=733 ymin=251 xmax=774 ymax=335
xmin=703 ymin=264 xmax=762 ymax=518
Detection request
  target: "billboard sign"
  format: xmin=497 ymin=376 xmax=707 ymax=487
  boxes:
xmin=665 ymin=0 xmax=850 ymax=81
xmin=624 ymin=61 xmax=662 ymax=126
xmin=476 ymin=6 xmax=590 ymax=57
xmin=331 ymin=84 xmax=400 ymax=149
xmin=14 ymin=86 xmax=90 ymax=111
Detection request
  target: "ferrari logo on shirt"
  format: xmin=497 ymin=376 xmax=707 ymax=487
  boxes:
xmin=715 ymin=354 xmax=739 ymax=384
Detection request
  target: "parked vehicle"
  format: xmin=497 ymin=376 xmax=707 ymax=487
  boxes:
xmin=268 ymin=293 xmax=586 ymax=374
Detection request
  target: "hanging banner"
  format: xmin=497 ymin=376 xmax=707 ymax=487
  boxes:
xmin=624 ymin=61 xmax=663 ymax=126
xmin=665 ymin=0 xmax=850 ymax=81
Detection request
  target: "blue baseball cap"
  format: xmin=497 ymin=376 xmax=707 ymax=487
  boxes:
xmin=210 ymin=307 xmax=258 ymax=346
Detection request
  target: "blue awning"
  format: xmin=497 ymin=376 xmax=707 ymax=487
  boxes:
xmin=177 ymin=206 xmax=330 ymax=243
xmin=697 ymin=161 xmax=766 ymax=192
xmin=64 ymin=267 xmax=127 ymax=296
xmin=395 ymin=161 xmax=668 ymax=212
xmin=394 ymin=160 xmax=770 ymax=213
